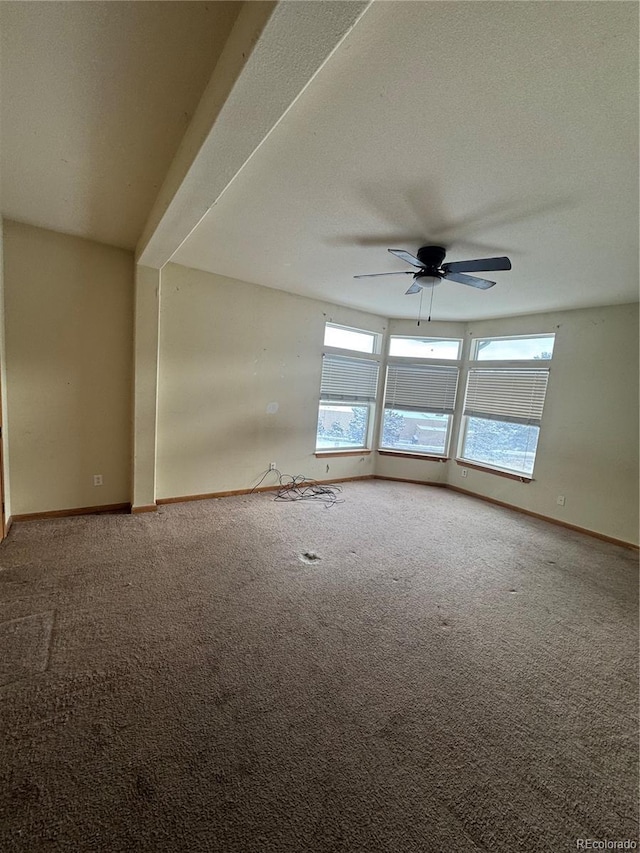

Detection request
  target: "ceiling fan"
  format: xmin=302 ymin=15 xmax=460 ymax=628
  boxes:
xmin=354 ymin=245 xmax=512 ymax=294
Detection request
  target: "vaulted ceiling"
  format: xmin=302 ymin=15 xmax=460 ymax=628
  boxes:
xmin=0 ymin=1 xmax=239 ymax=250
xmin=2 ymin=1 xmax=638 ymax=321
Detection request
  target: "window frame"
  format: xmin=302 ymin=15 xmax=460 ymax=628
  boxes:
xmin=379 ymin=405 xmax=454 ymax=459
xmin=457 ymin=415 xmax=541 ymax=480
xmin=377 ymin=335 xmax=463 ymax=459
xmin=457 ymin=333 xmax=555 ymax=478
xmin=388 ymin=335 xmax=463 ymax=360
xmin=472 ymin=333 xmax=555 ymax=361
xmin=315 ymin=323 xmax=383 ymax=454
xmin=323 ymin=322 xmax=381 ymax=355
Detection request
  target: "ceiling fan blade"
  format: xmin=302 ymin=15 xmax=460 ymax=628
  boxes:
xmin=444 ymin=272 xmax=496 ymax=290
xmin=388 ymin=249 xmax=423 ymax=268
xmin=443 ymin=256 xmax=512 ymax=274
xmin=353 ymin=271 xmax=415 ymax=279
xmin=405 ymin=281 xmax=422 ymax=295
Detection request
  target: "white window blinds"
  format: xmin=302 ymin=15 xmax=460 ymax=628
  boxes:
xmin=464 ymin=368 xmax=549 ymax=425
xmin=320 ymin=355 xmax=379 ymax=402
xmin=384 ymin=364 xmax=459 ymax=414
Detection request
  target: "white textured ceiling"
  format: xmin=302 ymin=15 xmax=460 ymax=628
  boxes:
xmin=1 ymin=1 xmax=637 ymax=321
xmin=172 ymin=1 xmax=639 ymax=320
xmin=0 ymin=1 xmax=240 ymax=249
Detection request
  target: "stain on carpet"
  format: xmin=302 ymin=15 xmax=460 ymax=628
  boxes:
xmin=0 ymin=611 xmax=54 ymax=687
xmin=133 ymin=772 xmax=156 ymax=801
xmin=299 ymin=551 xmax=321 ymax=564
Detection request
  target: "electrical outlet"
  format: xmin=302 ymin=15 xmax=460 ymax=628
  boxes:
xmin=557 ymin=495 xmax=565 ymax=506
xmin=269 ymin=462 xmax=277 ymax=471
xmin=461 ymin=468 xmax=468 ymax=478
xmin=93 ymin=474 xmax=103 ymax=487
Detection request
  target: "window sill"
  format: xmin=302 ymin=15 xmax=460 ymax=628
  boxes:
xmin=378 ymin=450 xmax=449 ymax=462
xmin=455 ymin=459 xmax=533 ymax=483
xmin=315 ymin=450 xmax=371 ymax=458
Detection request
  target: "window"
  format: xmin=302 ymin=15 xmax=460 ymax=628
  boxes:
xmin=379 ymin=336 xmax=462 ymax=457
xmin=459 ymin=335 xmax=554 ymax=476
xmin=316 ymin=325 xmax=381 ymax=451
xmin=388 ymin=336 xmax=462 ymax=360
xmin=473 ymin=334 xmax=555 ymax=361
xmin=324 ymin=323 xmax=377 ymax=354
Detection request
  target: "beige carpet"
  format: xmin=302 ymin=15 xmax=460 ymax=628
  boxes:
xmin=0 ymin=481 xmax=637 ymax=852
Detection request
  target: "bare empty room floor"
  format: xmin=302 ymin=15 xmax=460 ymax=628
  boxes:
xmin=0 ymin=481 xmax=637 ymax=852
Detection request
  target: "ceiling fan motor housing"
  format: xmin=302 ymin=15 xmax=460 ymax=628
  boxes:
xmin=416 ymin=246 xmax=447 ymax=279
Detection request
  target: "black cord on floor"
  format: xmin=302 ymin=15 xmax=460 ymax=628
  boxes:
xmin=249 ymin=468 xmax=276 ymax=493
xmin=250 ymin=469 xmax=343 ymax=507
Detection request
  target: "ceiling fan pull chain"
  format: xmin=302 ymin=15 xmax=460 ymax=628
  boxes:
xmin=417 ymin=286 xmax=424 ymax=326
xmin=428 ymin=281 xmax=435 ymax=322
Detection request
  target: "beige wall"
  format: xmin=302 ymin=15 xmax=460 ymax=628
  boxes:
xmin=157 ymin=271 xmax=638 ymax=543
xmin=451 ymin=305 xmax=639 ymax=544
xmin=156 ymin=263 xmax=386 ymax=499
xmin=0 ymin=70 xmax=11 ymax=523
xmin=132 ymin=265 xmax=160 ymax=510
xmin=3 ymin=221 xmax=134 ymax=514
xmin=383 ymin=306 xmax=639 ymax=544
xmin=1 ymin=229 xmax=636 ymax=546
xmin=0 ymin=216 xmax=10 ymax=523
